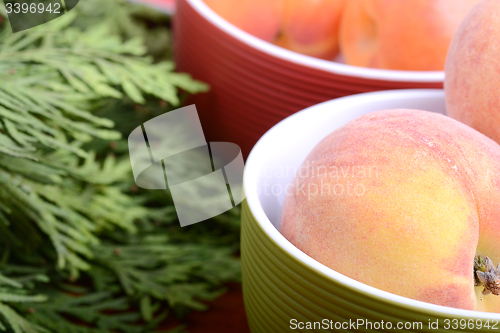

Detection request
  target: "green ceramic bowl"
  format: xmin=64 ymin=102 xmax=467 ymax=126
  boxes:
xmin=241 ymin=89 xmax=500 ymax=332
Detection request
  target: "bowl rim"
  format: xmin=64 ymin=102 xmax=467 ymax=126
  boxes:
xmin=243 ymin=88 xmax=500 ymax=319
xmin=186 ymin=0 xmax=444 ymax=83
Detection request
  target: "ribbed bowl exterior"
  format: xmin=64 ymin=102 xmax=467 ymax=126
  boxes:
xmin=174 ymin=0 xmax=443 ymax=157
xmin=241 ymin=201 xmax=496 ymax=332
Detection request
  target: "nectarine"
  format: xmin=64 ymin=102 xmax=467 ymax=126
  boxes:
xmin=280 ymin=109 xmax=500 ymax=312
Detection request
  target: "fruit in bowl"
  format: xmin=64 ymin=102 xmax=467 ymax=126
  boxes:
xmin=280 ymin=109 xmax=500 ymax=312
xmin=202 ymin=0 xmax=476 ymax=70
xmin=202 ymin=0 xmax=284 ymax=42
xmin=445 ymin=0 xmax=500 ymax=145
xmin=339 ymin=0 xmax=478 ymax=70
xmin=202 ymin=0 xmax=344 ymax=59
xmin=274 ymin=0 xmax=346 ymax=60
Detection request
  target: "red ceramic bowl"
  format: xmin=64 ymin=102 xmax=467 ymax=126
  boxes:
xmin=173 ymin=0 xmax=444 ymax=158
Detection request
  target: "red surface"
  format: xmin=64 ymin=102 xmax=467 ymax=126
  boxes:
xmin=159 ymin=283 xmax=251 ymax=333
xmin=173 ymin=0 xmax=443 ymax=158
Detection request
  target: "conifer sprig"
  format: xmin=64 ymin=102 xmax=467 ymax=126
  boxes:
xmin=0 ymin=2 xmax=208 ymax=275
xmin=0 ymin=1 xmax=241 ymax=332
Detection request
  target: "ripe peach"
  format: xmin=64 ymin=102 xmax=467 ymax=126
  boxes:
xmin=445 ymin=0 xmax=500 ymax=145
xmin=274 ymin=0 xmax=346 ymax=60
xmin=339 ymin=0 xmax=478 ymax=70
xmin=202 ymin=0 xmax=284 ymax=42
xmin=280 ymin=109 xmax=500 ymax=312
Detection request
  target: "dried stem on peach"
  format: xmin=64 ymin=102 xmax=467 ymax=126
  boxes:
xmin=475 ymin=256 xmax=500 ymax=296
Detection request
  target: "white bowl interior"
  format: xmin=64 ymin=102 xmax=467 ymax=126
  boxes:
xmin=187 ymin=0 xmax=444 ymax=83
xmin=244 ymin=89 xmax=500 ymax=319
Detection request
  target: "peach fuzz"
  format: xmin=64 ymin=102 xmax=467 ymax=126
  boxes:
xmin=274 ymin=0 xmax=345 ymax=60
xmin=339 ymin=0 xmax=478 ymax=70
xmin=280 ymin=109 xmax=500 ymax=312
xmin=445 ymin=0 xmax=500 ymax=146
xmin=202 ymin=0 xmax=284 ymax=42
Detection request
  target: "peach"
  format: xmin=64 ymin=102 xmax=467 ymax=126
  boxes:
xmin=445 ymin=0 xmax=500 ymax=145
xmin=274 ymin=0 xmax=346 ymax=60
xmin=339 ymin=0 xmax=478 ymax=70
xmin=280 ymin=109 xmax=500 ymax=312
xmin=202 ymin=0 xmax=284 ymax=42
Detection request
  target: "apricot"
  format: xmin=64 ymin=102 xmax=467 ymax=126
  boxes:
xmin=339 ymin=0 xmax=478 ymax=70
xmin=202 ymin=0 xmax=284 ymax=42
xmin=445 ymin=0 xmax=500 ymax=145
xmin=274 ymin=0 xmax=345 ymax=60
xmin=280 ymin=109 xmax=500 ymax=312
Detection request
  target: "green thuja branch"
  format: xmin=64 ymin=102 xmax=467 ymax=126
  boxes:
xmin=0 ymin=221 xmax=241 ymax=333
xmin=0 ymin=0 xmax=243 ymax=331
xmin=0 ymin=265 xmax=186 ymax=333
xmin=0 ymin=2 xmax=208 ymax=275
xmin=90 ymin=225 xmax=241 ymax=320
xmin=0 ymin=0 xmax=244 ymax=332
xmin=0 ymin=267 xmax=49 ymax=333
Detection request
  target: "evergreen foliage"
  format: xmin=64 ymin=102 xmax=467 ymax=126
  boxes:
xmin=0 ymin=1 xmax=242 ymax=332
